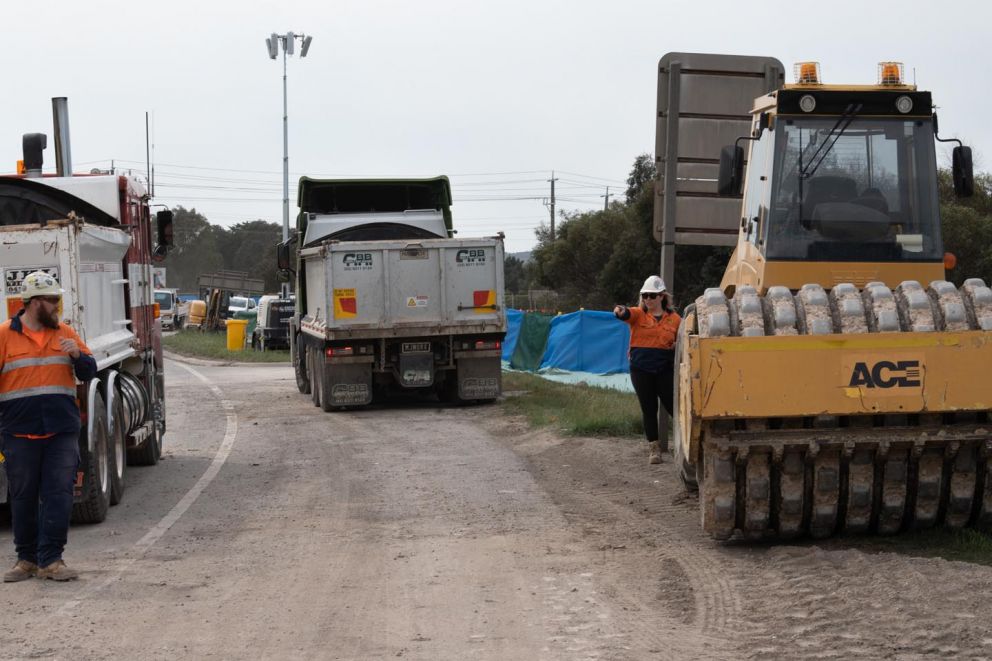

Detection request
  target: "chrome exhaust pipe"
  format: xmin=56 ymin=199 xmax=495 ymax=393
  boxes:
xmin=52 ymin=97 xmax=72 ymax=177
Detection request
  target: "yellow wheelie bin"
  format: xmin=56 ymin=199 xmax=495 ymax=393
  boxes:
xmin=226 ymin=318 xmax=249 ymax=351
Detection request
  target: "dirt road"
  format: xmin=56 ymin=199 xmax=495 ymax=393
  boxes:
xmin=2 ymin=357 xmax=991 ymax=660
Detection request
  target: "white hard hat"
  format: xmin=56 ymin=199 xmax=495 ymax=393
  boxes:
xmin=640 ymin=275 xmax=667 ymax=294
xmin=20 ymin=271 xmax=64 ymax=301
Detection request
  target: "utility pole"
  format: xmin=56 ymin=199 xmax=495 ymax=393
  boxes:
xmin=601 ymin=186 xmax=611 ymax=211
xmin=546 ymin=170 xmax=558 ymax=241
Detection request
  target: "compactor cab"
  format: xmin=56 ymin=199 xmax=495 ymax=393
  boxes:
xmin=668 ymin=57 xmax=992 ymax=542
xmin=716 ymin=61 xmax=973 ymax=295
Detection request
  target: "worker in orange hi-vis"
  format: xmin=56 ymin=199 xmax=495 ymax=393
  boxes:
xmin=0 ymin=272 xmax=96 ymax=582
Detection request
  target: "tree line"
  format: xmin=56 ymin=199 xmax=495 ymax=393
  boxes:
xmin=158 ymin=157 xmax=992 ymax=306
xmin=157 ymin=208 xmax=283 ymax=294
xmin=508 ymin=155 xmax=992 ymax=312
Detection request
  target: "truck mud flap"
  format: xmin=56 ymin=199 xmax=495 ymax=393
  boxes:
xmin=398 ymin=353 xmax=434 ymax=388
xmin=326 ymin=363 xmax=373 ymax=407
xmin=456 ymin=357 xmax=501 ymax=400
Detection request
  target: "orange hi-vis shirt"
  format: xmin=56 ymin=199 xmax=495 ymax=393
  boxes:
xmin=618 ymin=306 xmax=682 ymax=373
xmin=0 ymin=312 xmax=96 ymax=437
xmin=622 ymin=306 xmax=681 ymax=349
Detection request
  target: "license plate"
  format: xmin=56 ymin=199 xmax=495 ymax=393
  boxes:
xmin=402 ymin=342 xmax=431 ymax=353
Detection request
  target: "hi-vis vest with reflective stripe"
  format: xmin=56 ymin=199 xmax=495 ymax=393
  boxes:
xmin=0 ymin=320 xmax=86 ymax=404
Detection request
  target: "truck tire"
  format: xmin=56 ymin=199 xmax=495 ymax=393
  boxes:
xmin=294 ymin=334 xmax=310 ymax=395
xmin=109 ymin=394 xmax=127 ymax=505
xmin=318 ymin=362 xmax=337 ymax=412
xmin=672 ymin=323 xmax=699 ymax=491
xmin=72 ymin=392 xmax=110 ymax=524
xmin=309 ymin=348 xmax=322 ymax=407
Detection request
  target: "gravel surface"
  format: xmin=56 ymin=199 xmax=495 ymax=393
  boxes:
xmin=1 ymin=357 xmax=990 ymax=659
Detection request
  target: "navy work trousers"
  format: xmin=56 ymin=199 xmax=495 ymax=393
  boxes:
xmin=1 ymin=432 xmax=80 ymax=567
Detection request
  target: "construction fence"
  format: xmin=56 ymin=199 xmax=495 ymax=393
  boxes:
xmin=502 ymin=309 xmax=634 ymax=392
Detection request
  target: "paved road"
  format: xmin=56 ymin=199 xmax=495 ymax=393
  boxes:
xmin=2 ymin=357 xmax=992 ymax=660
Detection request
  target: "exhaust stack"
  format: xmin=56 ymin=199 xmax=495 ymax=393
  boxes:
xmin=21 ymin=133 xmax=46 ymax=177
xmin=52 ymin=97 xmax=73 ymax=177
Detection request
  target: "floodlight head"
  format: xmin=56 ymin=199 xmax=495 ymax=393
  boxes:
xmin=285 ymin=31 xmax=295 ymax=55
xmin=265 ymin=36 xmax=277 ymax=60
xmin=300 ymin=35 xmax=312 ymax=58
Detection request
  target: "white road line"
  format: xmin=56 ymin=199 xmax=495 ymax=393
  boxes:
xmin=57 ymin=361 xmax=238 ymax=614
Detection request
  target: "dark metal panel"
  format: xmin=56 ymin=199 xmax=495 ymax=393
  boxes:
xmin=654 ymin=52 xmax=785 ymax=254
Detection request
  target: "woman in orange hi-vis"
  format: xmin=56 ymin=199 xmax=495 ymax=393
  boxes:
xmin=613 ymin=276 xmax=681 ymax=465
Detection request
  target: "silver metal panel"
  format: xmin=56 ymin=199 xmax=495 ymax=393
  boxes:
xmin=674 ymin=231 xmax=737 ymax=247
xmin=654 ymin=52 xmax=784 ymax=250
xmin=672 ymin=162 xmax=720 ymax=194
xmin=0 ymin=223 xmax=138 ymax=365
xmin=668 ymin=74 xmax=775 ymax=116
xmin=306 ymin=237 xmax=506 ymax=335
xmin=669 ymin=117 xmax=753 ymax=164
xmin=674 ymin=196 xmax=743 ymax=233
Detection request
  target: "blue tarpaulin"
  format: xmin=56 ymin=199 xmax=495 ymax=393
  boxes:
xmin=502 ymin=308 xmax=523 ymax=361
xmin=539 ymin=310 xmax=629 ymax=374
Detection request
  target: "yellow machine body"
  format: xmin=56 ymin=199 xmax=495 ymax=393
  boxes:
xmin=674 ymin=69 xmax=991 ymax=540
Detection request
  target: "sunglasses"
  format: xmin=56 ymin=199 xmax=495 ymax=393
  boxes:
xmin=641 ymin=292 xmax=663 ymax=300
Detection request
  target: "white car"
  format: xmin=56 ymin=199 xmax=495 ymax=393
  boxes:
xmin=227 ymin=296 xmax=257 ymax=316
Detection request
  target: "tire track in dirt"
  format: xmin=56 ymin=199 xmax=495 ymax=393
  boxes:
xmin=480 ymin=413 xmax=752 ymax=659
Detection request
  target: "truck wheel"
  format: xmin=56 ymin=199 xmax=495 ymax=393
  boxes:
xmin=439 ymin=376 xmax=467 ymax=406
xmin=672 ymin=329 xmax=698 ymax=491
xmin=72 ymin=392 xmax=110 ymax=524
xmin=310 ymin=349 xmax=322 ymax=407
xmin=109 ymin=394 xmax=126 ymax=505
xmin=294 ymin=335 xmax=311 ymax=395
xmin=318 ymin=364 xmax=337 ymax=412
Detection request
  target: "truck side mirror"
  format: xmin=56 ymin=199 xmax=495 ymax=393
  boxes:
xmin=717 ymin=145 xmax=744 ymax=196
xmin=276 ymin=240 xmax=292 ymax=271
xmin=156 ymin=209 xmax=174 ymax=247
xmin=953 ymin=146 xmax=974 ymax=198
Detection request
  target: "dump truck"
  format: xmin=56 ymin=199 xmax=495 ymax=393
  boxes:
xmin=659 ymin=55 xmax=990 ymax=540
xmin=278 ymin=177 xmax=506 ymax=409
xmin=0 ymin=98 xmax=171 ymax=523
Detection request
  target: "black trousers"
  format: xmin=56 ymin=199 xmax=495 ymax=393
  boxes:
xmin=629 ymin=364 xmax=674 ymax=443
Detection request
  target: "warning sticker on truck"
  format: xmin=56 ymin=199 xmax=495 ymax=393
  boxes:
xmin=472 ymin=290 xmax=496 ymax=314
xmin=334 ymin=288 xmax=358 ymax=319
xmin=406 ymin=295 xmax=429 ymax=308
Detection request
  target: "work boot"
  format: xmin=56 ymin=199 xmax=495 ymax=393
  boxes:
xmin=37 ymin=560 xmax=79 ymax=582
xmin=3 ymin=560 xmax=38 ymax=583
xmin=648 ymin=441 xmax=663 ymax=465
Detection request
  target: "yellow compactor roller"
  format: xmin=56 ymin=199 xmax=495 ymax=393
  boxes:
xmin=672 ymin=62 xmax=991 ymax=540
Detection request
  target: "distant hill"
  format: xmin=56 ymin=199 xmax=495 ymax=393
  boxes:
xmin=508 ymin=251 xmax=532 ymax=262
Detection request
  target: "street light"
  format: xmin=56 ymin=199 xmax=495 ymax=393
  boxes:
xmin=265 ymin=31 xmax=312 ymax=245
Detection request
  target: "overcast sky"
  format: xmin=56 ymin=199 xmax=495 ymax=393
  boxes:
xmin=3 ymin=0 xmax=988 ymax=254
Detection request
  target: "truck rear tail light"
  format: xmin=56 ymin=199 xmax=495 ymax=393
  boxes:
xmin=474 ymin=340 xmax=500 ymax=350
xmin=326 ymin=346 xmax=353 ymax=357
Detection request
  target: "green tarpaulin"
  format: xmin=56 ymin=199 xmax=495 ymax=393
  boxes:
xmin=509 ymin=312 xmax=553 ymax=371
